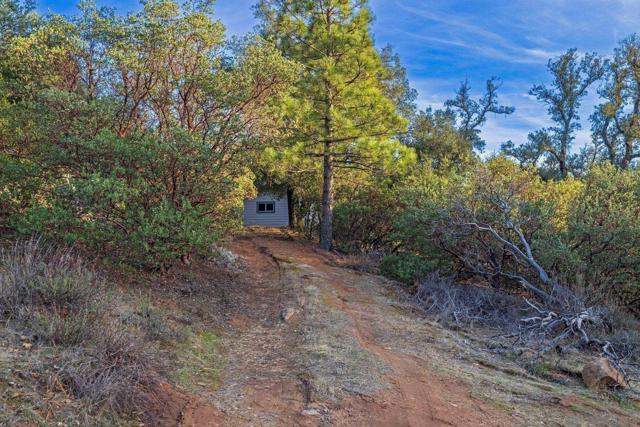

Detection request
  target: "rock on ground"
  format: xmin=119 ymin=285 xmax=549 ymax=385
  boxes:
xmin=582 ymin=357 xmax=628 ymax=390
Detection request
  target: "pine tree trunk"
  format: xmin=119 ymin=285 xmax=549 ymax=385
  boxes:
xmin=318 ymin=7 xmax=336 ymax=251
xmin=320 ymin=90 xmax=334 ymax=250
xmin=320 ymin=140 xmax=334 ymax=250
xmin=287 ymin=187 xmax=295 ymax=229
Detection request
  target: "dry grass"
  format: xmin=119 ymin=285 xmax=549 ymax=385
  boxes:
xmin=412 ymin=272 xmax=640 ymax=389
xmin=298 ymin=282 xmax=391 ymax=401
xmin=0 ymin=238 xmax=162 ymax=424
xmin=362 ymin=276 xmax=640 ymax=426
xmin=56 ymin=326 xmax=158 ymax=415
xmin=3 ymin=231 xmax=636 ymax=426
xmin=0 ymin=328 xmax=141 ymax=426
xmin=132 ymin=299 xmax=175 ymax=342
xmin=415 ymin=272 xmax=524 ymax=328
xmin=171 ymin=329 xmax=222 ymax=392
xmin=0 ymin=237 xmax=105 ymax=346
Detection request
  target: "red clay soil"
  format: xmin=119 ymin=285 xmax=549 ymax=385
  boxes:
xmin=228 ymin=233 xmax=512 ymax=427
xmin=147 ymin=382 xmax=223 ymax=427
xmin=335 ymin=324 xmax=505 ymax=427
xmin=140 ymin=231 xmax=640 ymax=426
xmin=150 ymin=232 xmax=513 ymax=426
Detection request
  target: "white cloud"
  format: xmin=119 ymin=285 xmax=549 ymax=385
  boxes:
xmin=395 ymin=1 xmax=561 ymax=64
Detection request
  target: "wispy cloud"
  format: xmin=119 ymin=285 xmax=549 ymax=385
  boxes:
xmin=395 ymin=2 xmax=561 ymax=64
xmin=379 ymin=0 xmax=639 ymax=150
xmin=404 ymin=32 xmax=560 ymax=64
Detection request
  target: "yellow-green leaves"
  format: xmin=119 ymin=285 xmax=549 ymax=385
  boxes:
xmin=0 ymin=0 xmax=298 ymax=267
xmin=4 ymin=16 xmax=76 ymax=96
xmin=257 ymin=0 xmax=409 ymax=184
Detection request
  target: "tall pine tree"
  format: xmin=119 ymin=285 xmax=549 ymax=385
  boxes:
xmin=257 ymin=0 xmax=406 ymax=249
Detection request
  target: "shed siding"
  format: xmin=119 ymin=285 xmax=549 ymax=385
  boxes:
xmin=243 ymin=193 xmax=289 ymax=227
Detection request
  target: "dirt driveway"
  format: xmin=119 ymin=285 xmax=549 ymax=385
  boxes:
xmin=172 ymin=230 xmax=639 ymax=427
xmin=196 ymin=232 xmax=511 ymax=427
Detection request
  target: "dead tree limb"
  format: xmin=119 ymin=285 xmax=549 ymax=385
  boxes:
xmin=442 ymin=194 xmax=627 ymax=370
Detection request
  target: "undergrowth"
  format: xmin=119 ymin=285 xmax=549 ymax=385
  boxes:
xmin=0 ymin=238 xmax=160 ymax=424
xmin=171 ymin=329 xmax=222 ymax=391
xmin=413 ymin=271 xmax=640 ymax=389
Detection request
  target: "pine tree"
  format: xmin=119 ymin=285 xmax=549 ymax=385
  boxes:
xmin=257 ymin=0 xmax=406 ymax=249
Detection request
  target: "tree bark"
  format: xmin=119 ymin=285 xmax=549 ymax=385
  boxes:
xmin=560 ymin=128 xmax=569 ymax=179
xmin=287 ymin=187 xmax=295 ymax=229
xmin=319 ymin=139 xmax=334 ymax=250
xmin=318 ymin=6 xmax=336 ymax=251
xmin=621 ymin=136 xmax=633 ymax=169
xmin=559 ymin=157 xmax=568 ymax=179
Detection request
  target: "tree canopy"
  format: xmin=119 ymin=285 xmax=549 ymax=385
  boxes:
xmin=0 ymin=1 xmax=639 ymax=320
xmin=256 ymin=0 xmax=408 ymax=249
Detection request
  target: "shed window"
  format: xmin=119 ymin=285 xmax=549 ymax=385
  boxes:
xmin=257 ymin=201 xmax=275 ymax=213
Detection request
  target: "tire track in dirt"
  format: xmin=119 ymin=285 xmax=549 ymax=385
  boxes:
xmin=252 ymin=232 xmax=513 ymax=427
xmin=150 ymin=231 xmax=640 ymax=427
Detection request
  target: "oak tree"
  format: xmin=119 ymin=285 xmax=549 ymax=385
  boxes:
xmin=591 ymin=36 xmax=640 ymax=169
xmin=504 ymin=50 xmax=605 ymax=179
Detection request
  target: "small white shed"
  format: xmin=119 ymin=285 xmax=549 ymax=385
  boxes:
xmin=243 ymin=193 xmax=290 ymax=228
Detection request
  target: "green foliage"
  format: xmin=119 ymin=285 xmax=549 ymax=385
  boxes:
xmin=391 ymin=206 xmax=445 ymax=262
xmin=405 ymin=79 xmax=511 ymax=173
xmin=564 ymin=164 xmax=640 ymax=309
xmin=381 ymin=157 xmax=640 ymax=314
xmin=171 ymin=329 xmax=222 ymax=391
xmin=503 ymin=49 xmax=606 ymax=178
xmin=381 ymin=166 xmax=454 ymax=271
xmin=0 ymin=0 xmax=639 ymax=321
xmin=0 ymin=0 xmax=38 ymax=51
xmin=9 ymin=125 xmax=226 ymax=268
xmin=257 ymin=0 xmax=409 ymax=248
xmin=258 ymin=0 xmax=407 ymax=148
xmin=379 ymin=252 xmax=436 ymax=285
xmin=0 ymin=1 xmax=295 ymax=268
xmin=591 ymin=35 xmax=640 ymax=169
xmin=333 ymin=181 xmax=403 ymax=253
xmin=379 ymin=44 xmax=418 ymax=122
xmin=408 ymin=108 xmax=477 ymax=171
xmin=443 ymin=78 xmax=514 ymax=152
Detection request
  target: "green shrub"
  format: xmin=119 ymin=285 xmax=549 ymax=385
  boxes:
xmin=379 ymin=252 xmax=436 ymax=285
xmin=387 ymin=159 xmax=640 ymax=315
xmin=390 ymin=206 xmax=449 ymax=265
xmin=0 ymin=1 xmax=294 ymax=269
xmin=8 ymin=125 xmax=227 ymax=269
xmin=333 ymin=183 xmax=402 ymax=253
xmin=564 ymin=164 xmax=640 ymax=310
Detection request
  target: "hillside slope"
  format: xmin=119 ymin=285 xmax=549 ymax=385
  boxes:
xmin=177 ymin=230 xmax=639 ymax=427
xmin=2 ymin=231 xmax=638 ymax=426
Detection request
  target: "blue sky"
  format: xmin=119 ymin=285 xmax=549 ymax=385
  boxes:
xmin=37 ymin=0 xmax=640 ymax=152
